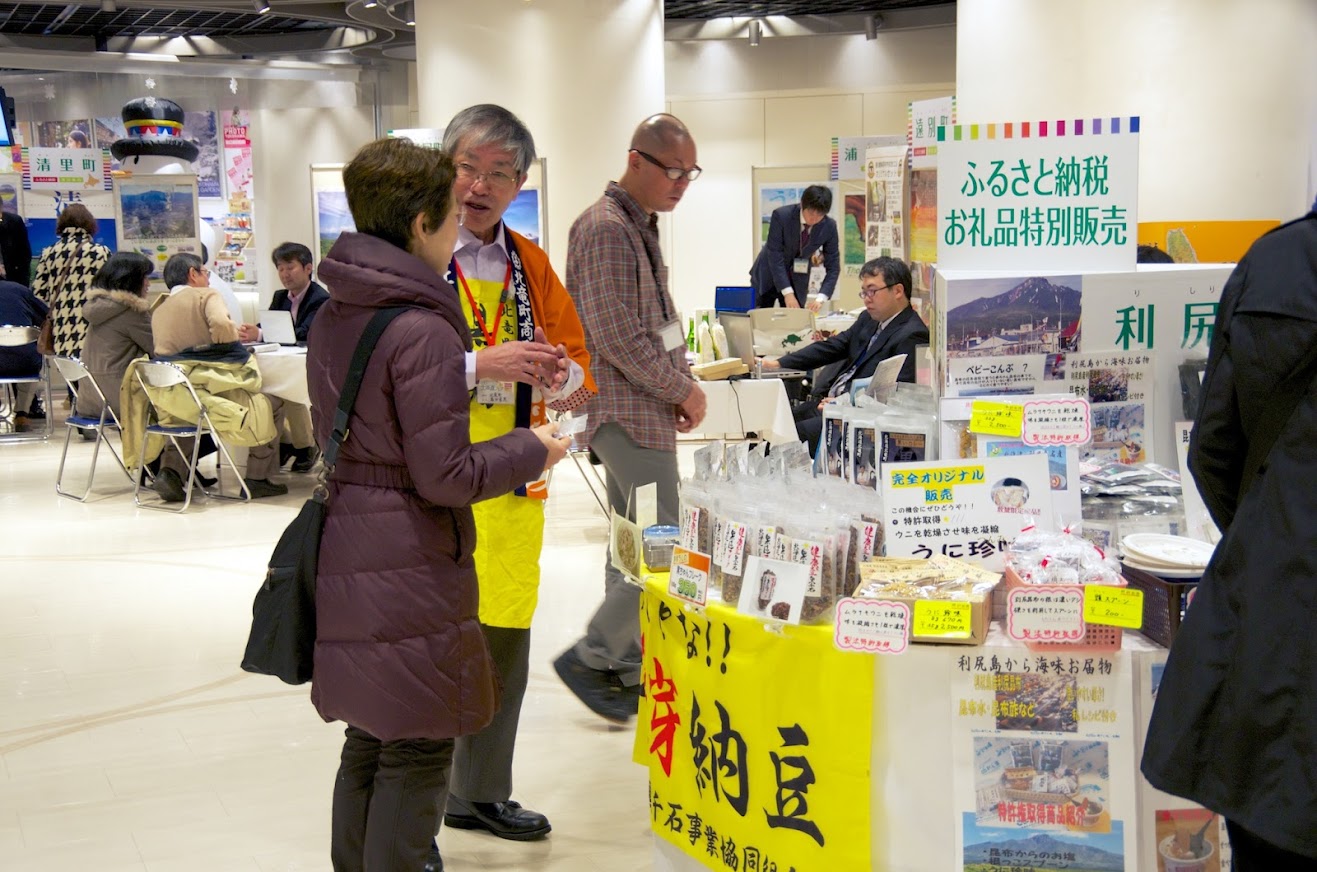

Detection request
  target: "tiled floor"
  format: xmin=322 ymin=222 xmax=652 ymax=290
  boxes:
xmin=0 ymin=415 xmax=656 ymax=871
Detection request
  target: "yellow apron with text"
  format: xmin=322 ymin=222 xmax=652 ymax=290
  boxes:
xmin=461 ymin=274 xmax=545 ymax=629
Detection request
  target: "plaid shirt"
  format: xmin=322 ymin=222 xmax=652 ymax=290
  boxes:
xmin=568 ymin=182 xmax=693 ymax=453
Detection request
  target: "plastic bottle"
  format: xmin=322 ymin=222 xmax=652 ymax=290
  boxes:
xmin=686 ymin=317 xmax=696 ymax=352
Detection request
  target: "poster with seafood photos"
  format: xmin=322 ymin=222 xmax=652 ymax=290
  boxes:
xmin=952 ymin=650 xmax=1139 ymax=872
xmin=1064 ymin=350 xmax=1152 ymax=466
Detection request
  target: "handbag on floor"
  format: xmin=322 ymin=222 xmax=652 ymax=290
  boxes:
xmin=240 ymin=307 xmax=409 ymax=685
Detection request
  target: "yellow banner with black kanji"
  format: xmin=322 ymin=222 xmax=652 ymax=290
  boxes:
xmin=634 ymin=581 xmax=874 ymax=870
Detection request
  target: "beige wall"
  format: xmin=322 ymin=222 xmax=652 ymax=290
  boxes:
xmin=957 ymin=0 xmax=1317 ymax=223
xmin=663 ymin=26 xmax=956 ymax=319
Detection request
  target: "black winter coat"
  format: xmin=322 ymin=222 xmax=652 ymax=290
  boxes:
xmin=1141 ymin=211 xmax=1317 ymax=858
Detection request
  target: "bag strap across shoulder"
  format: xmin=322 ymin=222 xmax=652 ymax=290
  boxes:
xmin=322 ymin=306 xmax=411 ymax=474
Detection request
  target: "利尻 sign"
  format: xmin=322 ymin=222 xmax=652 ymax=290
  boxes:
xmin=1006 ymin=585 xmax=1085 ymax=641
xmin=835 ymin=598 xmax=911 ymax=654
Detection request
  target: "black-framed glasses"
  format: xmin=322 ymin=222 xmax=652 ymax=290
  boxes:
xmin=858 ymin=283 xmax=893 ymax=299
xmin=455 ymin=162 xmax=520 ymax=190
xmin=630 ymin=149 xmax=702 ymax=181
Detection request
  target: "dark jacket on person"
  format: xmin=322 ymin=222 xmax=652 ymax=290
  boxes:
xmin=79 ymin=288 xmax=154 ymax=418
xmin=1141 ymin=210 xmax=1317 ymax=859
xmin=750 ymin=203 xmax=841 ymax=307
xmin=307 ymin=231 xmax=548 ymax=742
xmin=270 ymin=279 xmax=329 ymax=342
xmin=780 ymin=305 xmax=927 ymax=400
xmin=0 ymin=279 xmax=47 ymax=376
xmin=0 ymin=211 xmax=32 ymax=288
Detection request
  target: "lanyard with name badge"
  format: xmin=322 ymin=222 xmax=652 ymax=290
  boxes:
xmin=454 ymin=258 xmax=518 ymax=404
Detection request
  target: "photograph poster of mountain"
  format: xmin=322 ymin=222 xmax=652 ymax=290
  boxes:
xmin=952 ymin=656 xmax=1139 ymax=871
xmin=112 ymin=175 xmax=201 ymax=277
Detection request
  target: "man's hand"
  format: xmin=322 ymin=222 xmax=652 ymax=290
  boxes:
xmin=678 ymin=382 xmax=707 ymax=430
xmin=534 ymin=326 xmax=570 ymax=393
xmin=238 ymin=323 xmax=260 ymax=342
xmin=807 ymin=299 xmax=823 ymax=313
xmin=475 ymin=340 xmax=562 ymax=387
xmin=783 ymin=294 xmax=801 ymax=309
xmin=758 ymin=357 xmax=781 ymax=371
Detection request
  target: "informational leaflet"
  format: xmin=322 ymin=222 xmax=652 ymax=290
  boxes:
xmin=221 ymin=109 xmax=253 ymax=199
xmin=864 ymin=145 xmax=909 ymax=261
xmin=1064 ymin=350 xmax=1152 ymax=465
xmin=952 ymin=651 xmax=1140 ymax=872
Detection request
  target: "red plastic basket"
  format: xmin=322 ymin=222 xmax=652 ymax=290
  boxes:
xmin=1003 ymin=565 xmax=1124 ymax=652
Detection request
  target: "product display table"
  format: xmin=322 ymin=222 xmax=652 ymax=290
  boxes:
xmin=253 ymin=347 xmax=310 ymax=407
xmin=688 ymin=378 xmax=797 ymax=444
xmin=640 ymin=584 xmax=1223 ymax=872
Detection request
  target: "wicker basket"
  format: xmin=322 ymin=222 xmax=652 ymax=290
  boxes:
xmin=1002 ymin=565 xmax=1124 ymax=652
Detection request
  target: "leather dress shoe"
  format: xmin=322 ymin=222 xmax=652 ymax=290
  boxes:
xmin=423 ymin=840 xmax=443 ymax=872
xmin=152 ymin=467 xmax=187 ymax=503
xmin=243 ymin=477 xmax=288 ymax=499
xmin=553 ymin=648 xmax=635 ymax=724
xmin=291 ymin=445 xmax=320 ymax=473
xmin=444 ymin=800 xmax=551 ymax=841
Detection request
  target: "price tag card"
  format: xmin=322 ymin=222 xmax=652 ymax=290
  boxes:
xmin=835 ymin=598 xmax=911 ymax=654
xmin=1083 ymin=585 xmax=1144 ymax=629
xmin=968 ymin=400 xmax=1024 ymax=437
xmin=1022 ymin=398 xmax=1092 ymax=446
xmin=669 ymin=547 xmax=710 ymax=606
xmin=1006 ymin=585 xmax=1085 ymax=641
xmin=912 ymin=600 xmax=973 ymax=639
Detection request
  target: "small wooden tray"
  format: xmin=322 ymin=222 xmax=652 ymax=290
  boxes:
xmin=692 ymin=358 xmax=750 ymax=381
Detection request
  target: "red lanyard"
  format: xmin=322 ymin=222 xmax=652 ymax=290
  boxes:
xmin=453 ymin=259 xmax=514 ymax=348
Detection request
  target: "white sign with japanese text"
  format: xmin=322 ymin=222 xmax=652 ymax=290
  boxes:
xmin=833 ymin=134 xmax=906 ymax=181
xmin=1006 ymin=585 xmax=1086 ymax=641
xmin=881 ymin=455 xmax=1054 ymax=571
xmin=22 ymin=146 xmax=110 ymax=191
xmin=1064 ymin=349 xmax=1153 ymax=464
xmin=1175 ymin=421 xmax=1221 ymax=545
xmin=1081 ymin=266 xmax=1230 ymax=465
xmin=834 ymin=598 xmax=911 ymax=654
xmin=865 ymin=145 xmax=909 ymax=261
xmin=909 ymin=95 xmax=955 ymax=170
xmin=1023 ymin=398 xmax=1092 ymax=445
xmin=937 ymin=118 xmax=1140 ymax=271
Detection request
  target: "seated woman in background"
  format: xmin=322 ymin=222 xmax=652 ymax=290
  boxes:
xmin=79 ymin=251 xmax=154 ymax=421
xmin=0 ymin=277 xmax=49 ymax=432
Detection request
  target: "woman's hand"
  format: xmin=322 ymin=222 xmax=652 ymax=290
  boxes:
xmin=531 ymin=423 xmax=571 ymax=469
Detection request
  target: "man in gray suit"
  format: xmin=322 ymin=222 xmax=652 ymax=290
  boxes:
xmin=751 ymin=184 xmax=840 ymax=311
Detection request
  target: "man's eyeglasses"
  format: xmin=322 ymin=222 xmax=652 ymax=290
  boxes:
xmin=630 ymin=149 xmax=702 ymax=182
xmin=191 ymin=266 xmax=210 ymax=277
xmin=858 ymin=284 xmax=894 ymax=299
xmin=455 ymin=162 xmax=520 ymax=190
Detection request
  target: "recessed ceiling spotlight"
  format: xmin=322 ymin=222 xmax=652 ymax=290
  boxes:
xmin=253 ymin=0 xmax=271 ymax=13
xmin=748 ymin=19 xmax=761 ymax=47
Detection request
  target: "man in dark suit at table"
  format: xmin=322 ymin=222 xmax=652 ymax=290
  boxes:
xmin=268 ymin=242 xmax=327 ymax=472
xmin=760 ymin=256 xmax=928 ymax=451
xmin=750 ymin=185 xmax=840 ymax=312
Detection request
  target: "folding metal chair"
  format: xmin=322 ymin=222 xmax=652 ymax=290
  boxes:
xmin=50 ymin=356 xmax=134 ymax=501
xmin=569 ymin=446 xmax=609 ymax=519
xmin=0 ymin=325 xmax=54 ymax=442
xmin=132 ymin=360 xmax=251 ymax=512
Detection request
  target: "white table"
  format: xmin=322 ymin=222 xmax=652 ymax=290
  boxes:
xmin=253 ymin=348 xmax=310 ymax=407
xmin=689 ymin=378 xmax=797 ymax=444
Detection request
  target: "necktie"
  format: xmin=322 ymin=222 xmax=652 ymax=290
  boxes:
xmin=800 ymin=224 xmax=809 ymax=251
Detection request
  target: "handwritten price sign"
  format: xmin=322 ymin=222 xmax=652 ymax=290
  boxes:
xmin=835 ymin=598 xmax=911 ymax=654
xmin=1006 ymin=585 xmax=1085 ymax=641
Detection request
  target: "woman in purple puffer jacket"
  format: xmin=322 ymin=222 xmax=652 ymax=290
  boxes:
xmin=305 ymin=137 xmax=570 ymax=872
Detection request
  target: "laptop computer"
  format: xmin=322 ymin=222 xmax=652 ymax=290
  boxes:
xmin=717 ymin=312 xmax=806 ymax=379
xmin=258 ymin=309 xmax=299 ymax=346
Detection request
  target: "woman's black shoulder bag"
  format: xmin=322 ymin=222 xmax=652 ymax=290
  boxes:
xmin=240 ymin=306 xmax=410 ymax=684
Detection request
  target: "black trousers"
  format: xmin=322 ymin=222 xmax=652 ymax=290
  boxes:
xmin=1226 ymin=819 xmax=1317 ymax=871
xmin=791 ymin=396 xmax=824 ymax=454
xmin=331 ymin=725 xmax=455 ymax=872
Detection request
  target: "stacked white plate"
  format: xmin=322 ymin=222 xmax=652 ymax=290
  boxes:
xmin=1119 ymin=533 xmax=1215 ymax=579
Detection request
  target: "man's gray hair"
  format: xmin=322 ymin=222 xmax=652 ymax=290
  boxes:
xmin=442 ymin=104 xmax=536 ymax=175
xmin=163 ymin=252 xmax=204 ymax=289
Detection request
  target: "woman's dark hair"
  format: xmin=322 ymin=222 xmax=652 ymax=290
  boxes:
xmin=56 ymin=203 xmax=97 ymax=235
xmin=342 ymin=137 xmax=456 ymax=251
xmin=92 ymin=252 xmax=154 ymax=296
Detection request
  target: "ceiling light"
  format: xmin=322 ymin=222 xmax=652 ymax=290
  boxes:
xmin=362 ymin=0 xmax=378 ymax=7
xmin=400 ymin=0 xmax=414 ymax=25
xmin=865 ymin=14 xmax=884 ymax=40
xmin=748 ymin=19 xmax=761 ymax=47
xmin=253 ymin=0 xmax=271 ymax=13
xmin=100 ymin=0 xmax=117 ymax=11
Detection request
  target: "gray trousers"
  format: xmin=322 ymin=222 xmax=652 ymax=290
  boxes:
xmin=447 ymin=624 xmax=530 ymax=808
xmin=572 ymin=422 xmax=679 ymax=686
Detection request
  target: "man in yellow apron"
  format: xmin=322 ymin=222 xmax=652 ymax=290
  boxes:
xmin=426 ymin=105 xmax=595 ymax=872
